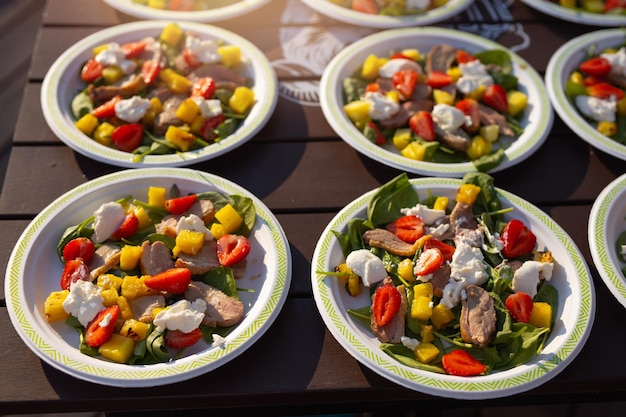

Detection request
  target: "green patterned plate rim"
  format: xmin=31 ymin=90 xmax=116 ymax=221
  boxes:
xmin=311 ymin=177 xmax=595 ymax=399
xmin=5 ymin=167 xmax=291 ymax=387
xmin=520 ymin=0 xmax=626 ymax=27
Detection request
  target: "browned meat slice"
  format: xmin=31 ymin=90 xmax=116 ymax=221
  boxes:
xmin=87 ymin=244 xmax=121 ymax=281
xmin=155 ymin=216 xmax=179 ymax=238
xmin=449 ymin=202 xmax=477 ymax=230
xmin=430 ymin=263 xmax=451 ymax=298
xmin=129 ymin=295 xmax=166 ymax=323
xmin=188 ymin=64 xmax=248 ymax=86
xmin=89 ymin=74 xmax=147 ymax=104
xmin=153 ymin=95 xmax=186 ymax=135
xmin=186 ymin=199 xmax=215 ymax=224
xmin=175 ymin=240 xmax=247 ymax=278
xmin=479 ymin=103 xmax=515 ymax=136
xmin=140 ymin=241 xmax=175 ymax=276
xmin=460 ymin=285 xmax=496 ymax=347
xmin=146 ymin=85 xmax=173 ymax=103
xmin=363 ymin=228 xmax=420 ymax=257
xmin=378 ymin=98 xmax=434 ymax=130
xmin=184 ymin=281 xmax=244 ymax=327
xmin=371 ymin=277 xmax=408 ymax=343
xmin=425 ymin=44 xmax=457 ymax=74
xmin=435 ymin=125 xmax=471 ymax=151
xmin=606 ymin=73 xmax=626 ymax=89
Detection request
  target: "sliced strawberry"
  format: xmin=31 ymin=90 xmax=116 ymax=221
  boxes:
xmin=441 ymin=349 xmax=486 ymax=376
xmin=121 ymin=41 xmax=147 ymax=58
xmin=91 ymin=95 xmax=122 ymax=119
xmin=372 ymin=283 xmax=401 ymax=327
xmin=351 ymin=0 xmax=378 ymax=13
xmin=413 ymin=247 xmax=443 ymax=276
xmin=144 ymin=267 xmax=192 ymax=294
xmin=393 ymin=69 xmax=419 ymax=98
xmin=605 ymin=0 xmax=626 ymax=11
xmin=216 ymin=234 xmax=251 ymax=266
xmin=183 ymin=48 xmax=202 ymax=70
xmin=141 ymin=59 xmax=161 ymax=85
xmin=456 ymin=49 xmax=477 ymax=64
xmin=109 ymin=213 xmax=139 ymax=241
xmin=408 ymin=111 xmax=435 ymax=142
xmin=111 ymin=123 xmax=144 ymax=152
xmin=483 ymin=84 xmax=509 ymax=113
xmin=588 ymin=82 xmax=625 ymax=100
xmin=500 ymin=219 xmax=536 ymax=259
xmin=164 ymin=194 xmax=198 ymax=214
xmin=423 ymin=238 xmax=455 ymax=263
xmin=190 ymin=77 xmax=216 ymax=99
xmin=386 ymin=215 xmax=425 ymax=243
xmin=365 ymin=82 xmax=380 ymax=93
xmin=389 ymin=52 xmax=413 ymax=61
xmin=426 ymin=70 xmax=453 ymax=88
xmin=455 ymin=98 xmax=481 ymax=133
xmin=62 ymin=237 xmax=95 ymax=263
xmin=579 ymin=56 xmax=611 ymax=78
xmin=81 ymin=58 xmax=103 ymax=83
xmin=85 ymin=305 xmax=120 ymax=347
xmin=165 ymin=328 xmax=203 ymax=349
xmin=60 ymin=258 xmax=90 ymax=290
xmin=365 ymin=121 xmax=387 ymax=145
xmin=505 ymin=291 xmax=534 ymax=323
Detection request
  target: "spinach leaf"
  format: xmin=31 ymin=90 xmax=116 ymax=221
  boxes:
xmin=71 ymin=90 xmax=93 ymax=119
xmin=472 ymin=148 xmax=506 ymax=173
xmin=347 ymin=305 xmax=371 ymax=329
xmin=367 ymin=173 xmax=419 ymax=226
xmin=381 ymin=343 xmax=446 ymax=374
xmin=475 ymin=49 xmax=513 ymax=74
xmin=201 ymin=267 xmax=239 ymax=299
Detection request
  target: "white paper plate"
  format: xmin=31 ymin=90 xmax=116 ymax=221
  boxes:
xmin=301 ymin=0 xmax=473 ymax=28
xmin=589 ymin=174 xmax=626 ymax=309
xmin=103 ymin=0 xmax=272 ymax=22
xmin=546 ymin=29 xmax=626 ymax=161
xmin=4 ymin=168 xmax=291 ymax=387
xmin=311 ymin=177 xmax=594 ymax=399
xmin=319 ymin=27 xmax=554 ymax=178
xmin=521 ymin=0 xmax=626 ymax=26
xmin=41 ymin=21 xmax=277 ymax=168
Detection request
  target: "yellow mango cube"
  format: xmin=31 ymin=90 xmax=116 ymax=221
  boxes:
xmin=165 ymin=125 xmax=196 ymax=151
xmin=44 ymin=290 xmax=70 ymax=322
xmin=117 ymin=296 xmax=134 ymax=321
xmin=401 ymin=141 xmax=426 ymax=161
xmin=75 ymin=113 xmax=98 ymax=135
xmin=159 ymin=68 xmax=191 ymax=94
xmin=148 ymin=186 xmax=167 ymax=207
xmin=174 ymin=229 xmax=206 ymax=256
xmin=121 ymin=276 xmax=157 ymax=300
xmin=99 ymin=334 xmax=135 ymax=363
xmin=175 ymin=98 xmax=201 ymax=124
xmin=102 ymin=65 xmax=124 ymax=85
xmin=466 ymin=135 xmax=492 ymax=160
xmin=120 ymin=319 xmax=150 ymax=342
xmin=361 ymin=54 xmax=382 ymax=80
xmin=465 ymin=84 xmax=486 ymax=101
xmin=433 ymin=196 xmax=448 ymax=212
xmin=433 ymin=89 xmax=454 ymax=105
xmin=396 ymin=258 xmax=415 ymax=282
xmin=529 ymin=302 xmax=552 ymax=328
xmin=101 ymin=288 xmax=119 ymax=307
xmin=420 ymin=324 xmax=435 ymax=343
xmin=413 ymin=282 xmax=433 ymax=298
xmin=160 ymin=22 xmax=183 ymax=47
xmin=400 ymin=48 xmax=420 ymax=61
xmin=210 ymin=222 xmax=227 ymax=240
xmin=218 ymin=45 xmax=242 ymax=67
xmin=97 ymin=274 xmax=123 ymax=291
xmin=215 ymin=203 xmax=243 ymax=233
xmin=344 ymin=100 xmax=371 ymax=126
xmin=507 ymin=90 xmax=528 ymax=116
xmin=411 ymin=296 xmax=433 ymax=321
xmin=456 ymin=183 xmax=481 ymax=205
xmin=414 ymin=342 xmax=440 ymax=364
xmin=229 ymin=86 xmax=255 ymax=115
xmin=120 ymin=245 xmax=143 ymax=271
xmin=392 ymin=128 xmax=412 ymax=151
xmin=132 ymin=205 xmax=152 ymax=229
xmin=479 ymin=125 xmax=500 ymax=142
xmin=431 ymin=303 xmax=455 ymax=329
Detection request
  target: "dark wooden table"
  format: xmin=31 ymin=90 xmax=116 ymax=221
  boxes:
xmin=2 ymin=0 xmax=626 ymax=415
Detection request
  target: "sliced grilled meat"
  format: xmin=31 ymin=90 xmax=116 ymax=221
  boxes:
xmin=184 ymin=280 xmax=245 ymax=327
xmin=460 ymin=285 xmax=496 ymax=347
xmin=371 ymin=277 xmax=408 ymax=344
xmin=140 ymin=240 xmax=175 ymax=276
xmin=363 ymin=228 xmax=420 ymax=257
xmin=87 ymin=244 xmax=121 ymax=281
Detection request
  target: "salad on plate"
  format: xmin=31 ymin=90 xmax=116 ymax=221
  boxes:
xmin=546 ymin=0 xmax=625 ymax=15
xmin=324 ymin=0 xmax=451 ymax=15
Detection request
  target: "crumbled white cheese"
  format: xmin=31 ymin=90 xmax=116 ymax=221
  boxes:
xmin=512 ymin=260 xmax=554 ymax=298
xmin=364 ymin=91 xmax=400 ymax=120
xmin=185 ymin=36 xmax=221 ymax=64
xmin=440 ymin=240 xmax=488 ymax=309
xmin=432 ymin=104 xmax=466 ymax=132
xmin=191 ymin=98 xmax=223 ymax=118
xmin=456 ymin=60 xmax=493 ymax=95
xmin=212 ymin=333 xmax=227 ymax=348
xmin=378 ymin=58 xmax=422 ymax=79
xmin=601 ymin=47 xmax=626 ymax=77
xmin=575 ymin=95 xmax=616 ymax=122
xmin=401 ymin=336 xmax=420 ymax=351
xmin=176 ymin=213 xmax=213 ymax=240
xmin=94 ymin=42 xmax=137 ymax=74
xmin=401 ymin=204 xmax=445 ymax=225
xmin=92 ymin=202 xmax=126 ymax=243
xmin=427 ymin=223 xmax=450 ymax=239
xmin=153 ymin=298 xmax=207 ymax=333
xmin=115 ymin=96 xmax=152 ymax=123
xmin=345 ymin=249 xmax=387 ymax=287
xmin=63 ymin=280 xmax=105 ymax=327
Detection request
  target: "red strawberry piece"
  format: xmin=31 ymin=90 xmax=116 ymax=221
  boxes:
xmin=505 ymin=291 xmax=534 ymax=323
xmin=579 ymin=56 xmax=611 ymax=78
xmin=456 ymin=49 xmax=477 ymax=64
xmin=85 ymin=305 xmax=120 ymax=347
xmin=441 ymin=349 xmax=487 ymax=376
xmin=144 ymin=267 xmax=192 ymax=294
xmin=426 ymin=70 xmax=453 ymax=88
xmin=91 ymin=95 xmax=122 ymax=119
xmin=109 ymin=213 xmax=139 ymax=241
xmin=455 ymin=98 xmax=481 ymax=133
xmin=386 ymin=215 xmax=425 ymax=243
xmin=165 ymin=328 xmax=203 ymax=349
xmin=408 ymin=111 xmax=435 ymax=142
xmin=111 ymin=123 xmax=144 ymax=153
xmin=393 ymin=69 xmax=419 ymax=98
xmin=501 ymin=219 xmax=536 ymax=258
xmin=423 ymin=238 xmax=455 ymax=263
xmin=588 ymin=82 xmax=624 ymax=100
xmin=216 ymin=234 xmax=251 ymax=266
xmin=60 ymin=258 xmax=90 ymax=290
xmin=372 ymin=283 xmax=402 ymax=327
xmin=413 ymin=247 xmax=444 ymax=276
xmin=62 ymin=237 xmax=95 ymax=263
xmin=483 ymin=84 xmax=509 ymax=113
xmin=164 ymin=194 xmax=198 ymax=215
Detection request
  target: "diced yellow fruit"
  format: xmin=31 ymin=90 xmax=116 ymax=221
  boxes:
xmin=44 ymin=290 xmax=70 ymax=322
xmin=214 ymin=203 xmax=243 ymax=233
xmin=433 ymin=196 xmax=448 ymax=212
xmin=335 ymin=263 xmax=361 ymax=296
xmin=597 ymin=121 xmax=617 ymax=136
xmin=401 ymin=48 xmax=420 ymax=61
xmin=120 ymin=319 xmax=150 ymax=341
xmin=465 ymin=84 xmax=486 ymax=101
xmin=344 ymin=100 xmax=372 ymax=126
xmin=190 ymin=115 xmax=206 ymax=135
xmin=433 ymin=89 xmax=454 ymax=105
xmin=617 ymin=97 xmax=626 ymax=117
xmin=117 ymin=296 xmax=134 ymax=321
xmin=92 ymin=44 xmax=110 ymax=55
xmin=413 ymin=282 xmax=433 ymax=298
xmin=401 ymin=141 xmax=426 ymax=161
xmin=447 ymin=67 xmax=462 ymax=82
xmin=132 ymin=205 xmax=152 ymax=229
xmin=102 ymin=65 xmax=125 ymax=84
xmin=432 ymin=0 xmax=449 ymax=6
xmin=120 ymin=276 xmax=157 ymax=300
xmin=210 ymin=222 xmax=227 ymax=239
xmin=411 ymin=295 xmax=433 ymax=321
xmin=75 ymin=113 xmax=99 ymax=136
xmin=165 ymin=125 xmax=196 ymax=151
xmin=386 ymin=90 xmax=400 ymax=103
xmin=229 ymin=86 xmax=255 ymax=115
xmin=148 ymin=0 xmax=166 ymax=8
xmin=431 ymin=303 xmax=455 ymax=329
xmin=392 ymin=128 xmax=412 ymax=150
xmin=414 ymin=342 xmax=440 ymax=363
xmin=467 ymin=135 xmax=492 ymax=160
xmin=173 ymin=229 xmax=205 ymax=256
xmin=160 ymin=22 xmax=183 ymax=47
xmin=101 ymin=288 xmax=119 ymax=307
xmin=175 ymin=98 xmax=201 ymax=124
xmin=361 ymin=54 xmax=382 ymax=80
xmin=569 ymin=70 xmax=584 ymax=85
xmin=507 ymin=90 xmax=528 ymax=116
xmin=580 ymin=0 xmax=604 ymax=12
xmin=420 ymin=323 xmax=435 ymax=343
xmin=93 ymin=122 xmax=115 ymax=147
xmin=142 ymin=97 xmax=163 ymax=125
xmin=479 ymin=124 xmax=500 ymax=142
xmin=559 ymin=0 xmax=577 ymax=8
xmin=99 ymin=334 xmax=135 ymax=363
xmin=218 ymin=45 xmax=242 ymax=67
xmin=97 ymin=274 xmax=123 ymax=291
xmin=120 ymin=245 xmax=143 ymax=271
xmin=159 ymin=68 xmax=191 ymax=94
xmin=148 ymin=186 xmax=167 ymax=207
xmin=397 ymin=258 xmax=415 ymax=282
xmin=456 ymin=183 xmax=481 ymax=205
xmin=529 ymin=302 xmax=552 ymax=328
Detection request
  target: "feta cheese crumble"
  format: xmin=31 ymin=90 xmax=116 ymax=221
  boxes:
xmin=63 ymin=280 xmax=105 ymax=327
xmin=345 ymin=249 xmax=387 ymax=287
xmin=92 ymin=202 xmax=126 ymax=244
xmin=364 ymin=91 xmax=400 ymax=120
xmin=153 ymin=298 xmax=207 ymax=333
xmin=115 ymin=96 xmax=152 ymax=123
